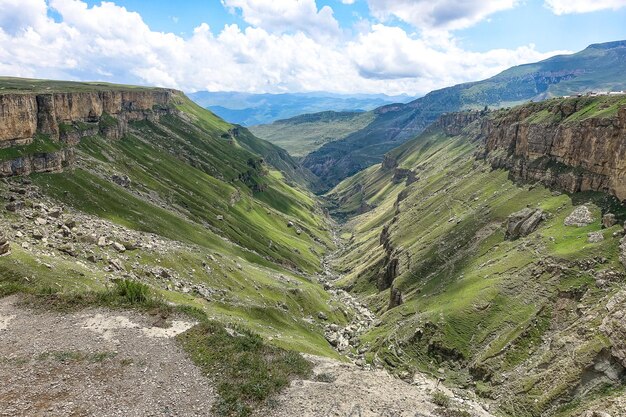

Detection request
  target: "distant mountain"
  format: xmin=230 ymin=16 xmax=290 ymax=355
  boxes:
xmin=302 ymin=40 xmax=626 ymax=191
xmin=187 ymin=91 xmax=414 ymax=126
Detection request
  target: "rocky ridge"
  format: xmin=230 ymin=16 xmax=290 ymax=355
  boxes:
xmin=480 ymin=96 xmax=626 ymax=201
xmin=0 ymin=89 xmax=176 ymax=177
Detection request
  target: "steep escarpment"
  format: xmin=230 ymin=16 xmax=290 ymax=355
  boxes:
xmin=0 ymin=88 xmax=175 ymax=176
xmin=329 ymin=99 xmax=626 ymax=416
xmin=481 ymin=95 xmax=626 ymax=201
xmin=0 ymin=89 xmax=173 ymax=145
xmin=304 ymin=40 xmax=626 ymax=191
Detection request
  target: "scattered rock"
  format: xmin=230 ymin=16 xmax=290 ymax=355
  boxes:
xmin=111 ymin=174 xmax=131 ymax=188
xmin=5 ymin=200 xmax=24 ymax=212
xmin=588 ymin=232 xmax=605 ymax=243
xmin=296 ymin=228 xmax=302 ymax=235
xmin=97 ymin=236 xmax=108 ymax=247
xmin=32 ymin=229 xmax=45 ymax=240
xmin=602 ymin=213 xmax=617 ymax=228
xmin=0 ymin=233 xmax=10 ymax=256
xmin=216 ymin=215 xmax=224 ymax=221
xmin=34 ymin=217 xmax=47 ymax=226
xmin=112 ymin=242 xmax=126 ymax=253
xmin=565 ymin=205 xmax=594 ymax=227
xmin=505 ymin=208 xmax=544 ymax=239
xmin=317 ymin=312 xmax=328 ymax=320
xmin=287 ymin=221 xmax=294 ymax=228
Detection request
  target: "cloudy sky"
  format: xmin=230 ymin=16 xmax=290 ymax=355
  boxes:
xmin=1 ymin=0 xmax=626 ymax=95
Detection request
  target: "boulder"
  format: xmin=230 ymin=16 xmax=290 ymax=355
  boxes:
xmin=588 ymin=232 xmax=605 ymax=243
xmin=0 ymin=233 xmax=10 ymax=256
xmin=112 ymin=242 xmax=126 ymax=253
xmin=602 ymin=213 xmax=617 ymax=228
xmin=111 ymin=174 xmax=131 ymax=188
xmin=505 ymin=208 xmax=544 ymax=240
xmin=5 ymin=200 xmax=24 ymax=212
xmin=564 ymin=205 xmax=594 ymax=227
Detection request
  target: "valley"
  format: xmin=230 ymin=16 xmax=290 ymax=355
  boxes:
xmin=1 ymin=70 xmax=626 ymax=417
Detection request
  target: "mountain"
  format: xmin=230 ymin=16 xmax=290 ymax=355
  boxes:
xmin=326 ymin=93 xmax=626 ymax=416
xmin=187 ymin=91 xmax=414 ymax=126
xmin=249 ymin=111 xmax=371 ymax=157
xmin=303 ymin=40 xmax=626 ymax=191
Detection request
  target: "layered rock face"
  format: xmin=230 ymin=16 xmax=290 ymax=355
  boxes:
xmin=0 ymin=89 xmax=175 ymax=177
xmin=480 ymin=97 xmax=626 ymax=201
xmin=0 ymin=89 xmax=174 ymax=147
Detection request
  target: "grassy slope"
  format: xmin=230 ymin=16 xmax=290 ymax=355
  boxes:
xmin=250 ymin=111 xmax=374 ymax=157
xmin=304 ymin=40 xmax=626 ymax=191
xmin=0 ymin=82 xmax=346 ymax=358
xmin=328 ymin=108 xmax=626 ymax=415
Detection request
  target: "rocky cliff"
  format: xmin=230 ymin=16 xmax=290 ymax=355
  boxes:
xmin=0 ymin=88 xmax=176 ymax=176
xmin=480 ymin=95 xmax=626 ymax=201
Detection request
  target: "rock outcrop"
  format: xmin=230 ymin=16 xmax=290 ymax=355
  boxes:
xmin=565 ymin=205 xmax=595 ymax=227
xmin=0 ymin=232 xmax=9 ymax=256
xmin=0 ymin=88 xmax=176 ymax=177
xmin=480 ymin=96 xmax=626 ymax=201
xmin=505 ymin=208 xmax=544 ymax=240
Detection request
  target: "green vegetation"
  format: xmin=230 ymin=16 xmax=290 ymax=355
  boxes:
xmin=304 ymin=40 xmax=626 ymax=190
xmin=328 ymin=111 xmax=626 ymax=415
xmin=250 ymin=111 xmax=374 ymax=157
xmin=0 ymin=133 xmax=65 ymax=162
xmin=179 ymin=321 xmax=312 ymax=417
xmin=0 ymin=76 xmax=161 ymax=93
xmin=432 ymin=390 xmax=451 ymax=407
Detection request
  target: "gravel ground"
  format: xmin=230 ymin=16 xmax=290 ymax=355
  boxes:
xmin=0 ymin=295 xmax=215 ymax=417
xmin=254 ymin=355 xmax=495 ymax=417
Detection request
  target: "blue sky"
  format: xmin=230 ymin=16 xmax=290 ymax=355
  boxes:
xmin=2 ymin=0 xmax=626 ymax=94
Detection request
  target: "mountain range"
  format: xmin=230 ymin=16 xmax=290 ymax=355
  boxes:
xmin=188 ymin=91 xmax=414 ymax=126
xmin=250 ymin=40 xmax=626 ymax=191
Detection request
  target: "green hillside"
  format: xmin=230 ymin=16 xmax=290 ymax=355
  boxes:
xmin=326 ymin=98 xmax=626 ymax=416
xmin=249 ymin=111 xmax=373 ymax=157
xmin=0 ymin=80 xmax=347 ymax=361
xmin=304 ymin=40 xmax=626 ymax=191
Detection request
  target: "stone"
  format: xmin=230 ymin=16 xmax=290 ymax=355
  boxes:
xmin=109 ymin=259 xmax=124 ymax=271
xmin=602 ymin=213 xmax=617 ymax=228
xmin=34 ymin=217 xmax=47 ymax=226
xmin=97 ymin=236 xmax=108 ymax=247
xmin=48 ymin=207 xmax=62 ymax=218
xmin=111 ymin=174 xmax=131 ymax=187
xmin=5 ymin=200 xmax=24 ymax=212
xmin=216 ymin=215 xmax=224 ymax=221
xmin=506 ymin=208 xmax=544 ymax=240
xmin=0 ymin=233 xmax=10 ymax=256
xmin=287 ymin=221 xmax=294 ymax=228
xmin=564 ymin=205 xmax=594 ymax=227
xmin=388 ymin=287 xmax=403 ymax=309
xmin=317 ymin=311 xmax=328 ymax=320
xmin=32 ymin=229 xmax=45 ymax=240
xmin=296 ymin=228 xmax=302 ymax=235
xmin=588 ymin=232 xmax=605 ymax=243
xmin=112 ymin=242 xmax=126 ymax=253
xmin=64 ymin=219 xmax=77 ymax=229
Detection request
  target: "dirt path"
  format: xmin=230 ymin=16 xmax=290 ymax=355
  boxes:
xmin=0 ymin=295 xmax=214 ymax=417
xmin=255 ymin=355 xmax=494 ymax=417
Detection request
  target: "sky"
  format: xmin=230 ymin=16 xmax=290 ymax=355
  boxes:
xmin=1 ymin=0 xmax=626 ymax=95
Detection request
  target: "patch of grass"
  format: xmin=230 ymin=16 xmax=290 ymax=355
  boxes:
xmin=37 ymin=350 xmax=117 ymax=363
xmin=432 ymin=390 xmax=451 ymax=407
xmin=178 ymin=322 xmax=313 ymax=417
xmin=314 ymin=372 xmax=337 ymax=383
xmin=113 ymin=279 xmax=150 ymax=304
xmin=0 ymin=133 xmax=64 ymax=162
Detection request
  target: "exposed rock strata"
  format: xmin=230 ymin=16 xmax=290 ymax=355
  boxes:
xmin=0 ymin=89 xmax=176 ymax=177
xmin=505 ymin=208 xmax=544 ymax=240
xmin=480 ymin=97 xmax=626 ymax=201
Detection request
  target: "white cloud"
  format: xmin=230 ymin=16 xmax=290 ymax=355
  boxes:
xmin=366 ymin=0 xmax=519 ymax=31
xmin=544 ymin=0 xmax=626 ymax=14
xmin=0 ymin=0 xmax=568 ymax=96
xmin=221 ymin=0 xmax=341 ymax=39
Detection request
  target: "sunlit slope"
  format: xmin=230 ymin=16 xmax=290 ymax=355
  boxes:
xmin=328 ymin=115 xmax=626 ymax=416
